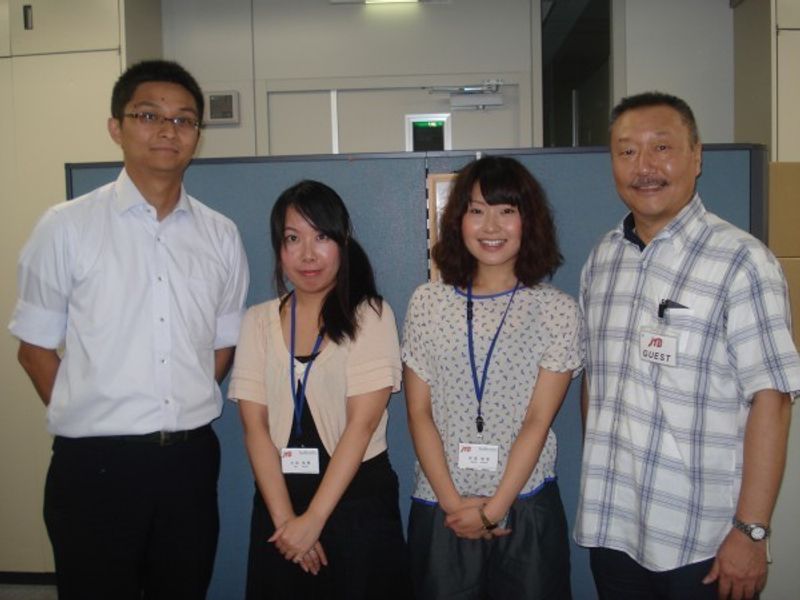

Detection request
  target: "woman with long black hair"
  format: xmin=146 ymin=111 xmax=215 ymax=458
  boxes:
xmin=229 ymin=180 xmax=410 ymax=599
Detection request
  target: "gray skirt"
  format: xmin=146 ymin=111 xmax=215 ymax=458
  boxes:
xmin=408 ymin=480 xmax=572 ymax=600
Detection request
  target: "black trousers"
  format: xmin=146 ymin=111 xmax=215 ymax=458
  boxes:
xmin=590 ymin=547 xmax=720 ymax=600
xmin=408 ymin=481 xmax=572 ymax=600
xmin=44 ymin=427 xmax=220 ymax=600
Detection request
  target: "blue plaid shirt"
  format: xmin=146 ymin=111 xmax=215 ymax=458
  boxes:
xmin=575 ymin=194 xmax=800 ymax=571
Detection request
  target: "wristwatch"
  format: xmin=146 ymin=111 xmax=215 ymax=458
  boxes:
xmin=732 ymin=517 xmax=770 ymax=541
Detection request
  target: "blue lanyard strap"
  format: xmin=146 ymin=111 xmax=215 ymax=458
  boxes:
xmin=466 ymin=281 xmax=520 ymax=434
xmin=289 ymin=293 xmax=324 ymax=437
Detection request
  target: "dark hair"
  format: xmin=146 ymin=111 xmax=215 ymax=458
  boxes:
xmin=110 ymin=60 xmax=204 ymax=124
xmin=610 ymin=91 xmax=699 ymax=146
xmin=432 ymin=156 xmax=562 ymax=288
xmin=270 ymin=180 xmax=382 ymax=344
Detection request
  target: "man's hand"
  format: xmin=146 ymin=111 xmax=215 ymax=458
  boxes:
xmin=703 ymin=528 xmax=767 ymax=600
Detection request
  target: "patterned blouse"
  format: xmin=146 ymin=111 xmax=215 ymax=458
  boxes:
xmin=402 ymin=281 xmax=582 ymax=503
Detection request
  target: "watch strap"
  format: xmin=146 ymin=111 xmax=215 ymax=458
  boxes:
xmin=732 ymin=516 xmax=770 ymax=540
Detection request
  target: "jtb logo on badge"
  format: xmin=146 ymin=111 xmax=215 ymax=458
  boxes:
xmin=281 ymin=447 xmax=320 ymax=474
xmin=458 ymin=443 xmax=499 ymax=471
xmin=639 ymin=331 xmax=678 ymax=367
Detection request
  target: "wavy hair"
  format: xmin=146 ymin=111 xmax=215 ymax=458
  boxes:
xmin=432 ymin=156 xmax=562 ymax=287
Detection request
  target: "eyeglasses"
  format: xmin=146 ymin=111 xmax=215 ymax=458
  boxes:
xmin=124 ymin=112 xmax=201 ymax=131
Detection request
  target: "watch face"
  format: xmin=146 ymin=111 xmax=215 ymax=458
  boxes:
xmin=750 ymin=526 xmax=767 ymax=541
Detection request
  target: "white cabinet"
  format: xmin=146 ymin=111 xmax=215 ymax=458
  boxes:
xmin=8 ymin=0 xmax=119 ymax=55
xmin=0 ymin=55 xmax=56 ymax=574
xmin=0 ymin=0 xmax=10 ymax=56
xmin=0 ymin=0 xmax=160 ymax=575
xmin=4 ymin=0 xmax=161 ymax=63
xmin=777 ymin=0 xmax=800 ymax=28
xmin=13 ymin=51 xmax=121 ymax=201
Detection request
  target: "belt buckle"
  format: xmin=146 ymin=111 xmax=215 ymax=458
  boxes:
xmin=158 ymin=429 xmax=192 ymax=446
xmin=159 ymin=430 xmax=182 ymax=446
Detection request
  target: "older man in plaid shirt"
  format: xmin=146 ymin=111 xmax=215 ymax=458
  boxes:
xmin=575 ymin=92 xmax=800 ymax=600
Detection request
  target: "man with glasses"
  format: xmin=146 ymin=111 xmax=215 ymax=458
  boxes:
xmin=9 ymin=60 xmax=249 ymax=599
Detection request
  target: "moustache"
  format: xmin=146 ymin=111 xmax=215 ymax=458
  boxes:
xmin=631 ymin=177 xmax=668 ymax=188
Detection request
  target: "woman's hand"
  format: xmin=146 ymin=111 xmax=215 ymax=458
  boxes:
xmin=444 ymin=499 xmax=511 ymax=540
xmin=269 ymin=511 xmax=328 ymax=568
xmin=295 ymin=540 xmax=328 ymax=575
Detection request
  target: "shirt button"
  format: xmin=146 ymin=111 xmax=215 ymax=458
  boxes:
xmin=157 ymin=276 xmax=164 ymax=282
xmin=159 ymin=317 xmax=165 ymax=322
xmin=164 ymin=398 xmax=170 ymax=405
xmin=160 ymin=358 xmax=167 ymax=364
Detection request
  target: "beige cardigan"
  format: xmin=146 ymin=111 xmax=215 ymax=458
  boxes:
xmin=228 ymin=298 xmax=401 ymax=459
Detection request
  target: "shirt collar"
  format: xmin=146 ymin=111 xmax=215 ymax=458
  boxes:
xmin=112 ymin=168 xmax=192 ymax=219
xmin=614 ymin=193 xmax=705 ymax=253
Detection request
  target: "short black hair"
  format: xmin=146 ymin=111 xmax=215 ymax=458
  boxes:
xmin=432 ymin=155 xmax=563 ymax=288
xmin=270 ymin=180 xmax=382 ymax=344
xmin=610 ymin=91 xmax=699 ymax=146
xmin=110 ymin=60 xmax=204 ymax=124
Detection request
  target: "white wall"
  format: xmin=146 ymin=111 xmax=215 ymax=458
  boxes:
xmin=164 ymin=0 xmax=737 ymax=159
xmin=733 ymin=0 xmax=772 ymax=152
xmin=162 ymin=0 xmax=537 ymax=157
xmin=614 ymin=0 xmax=734 ymax=143
xmin=162 ymin=0 xmax=256 ymax=157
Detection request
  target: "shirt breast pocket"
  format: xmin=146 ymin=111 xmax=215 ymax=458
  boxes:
xmin=180 ymin=274 xmax=222 ymax=349
xmin=664 ymin=303 xmax=722 ymax=364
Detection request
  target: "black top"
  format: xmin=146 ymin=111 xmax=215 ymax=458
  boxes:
xmin=284 ymin=353 xmax=392 ymax=512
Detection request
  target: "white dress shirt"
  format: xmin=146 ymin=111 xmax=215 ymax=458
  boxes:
xmin=9 ymin=169 xmax=250 ymax=437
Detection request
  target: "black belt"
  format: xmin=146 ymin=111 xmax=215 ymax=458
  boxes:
xmin=55 ymin=425 xmax=212 ymax=447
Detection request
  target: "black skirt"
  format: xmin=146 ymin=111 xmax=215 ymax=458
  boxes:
xmin=245 ymin=385 xmax=412 ymax=600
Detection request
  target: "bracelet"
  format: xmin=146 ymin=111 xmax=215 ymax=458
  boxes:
xmin=478 ymin=505 xmax=498 ymax=531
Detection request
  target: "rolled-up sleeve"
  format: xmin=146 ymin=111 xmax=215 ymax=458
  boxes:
xmin=213 ymin=229 xmax=250 ymax=349
xmin=9 ymin=208 xmax=72 ymax=349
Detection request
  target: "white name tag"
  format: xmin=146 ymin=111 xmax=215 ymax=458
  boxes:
xmin=639 ymin=331 xmax=678 ymax=367
xmin=281 ymin=447 xmax=320 ymax=474
xmin=457 ymin=443 xmax=499 ymax=471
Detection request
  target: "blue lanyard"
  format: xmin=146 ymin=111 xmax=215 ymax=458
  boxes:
xmin=289 ymin=293 xmax=324 ymax=437
xmin=466 ymin=281 xmax=520 ymax=434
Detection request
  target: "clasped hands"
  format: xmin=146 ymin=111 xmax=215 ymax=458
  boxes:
xmin=443 ymin=496 xmax=511 ymax=540
xmin=269 ymin=511 xmax=328 ymax=575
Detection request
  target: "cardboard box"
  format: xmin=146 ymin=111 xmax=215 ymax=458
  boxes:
xmin=769 ymin=163 xmax=800 ymax=257
xmin=780 ymin=257 xmax=800 ymax=346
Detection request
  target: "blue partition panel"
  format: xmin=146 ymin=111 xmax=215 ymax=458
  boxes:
xmin=67 ymin=144 xmax=764 ymax=600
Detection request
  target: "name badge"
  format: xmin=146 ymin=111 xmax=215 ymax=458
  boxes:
xmin=457 ymin=442 xmax=499 ymax=471
xmin=281 ymin=447 xmax=320 ymax=474
xmin=639 ymin=330 xmax=678 ymax=367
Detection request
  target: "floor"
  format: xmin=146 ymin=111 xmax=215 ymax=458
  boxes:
xmin=0 ymin=584 xmax=57 ymax=600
